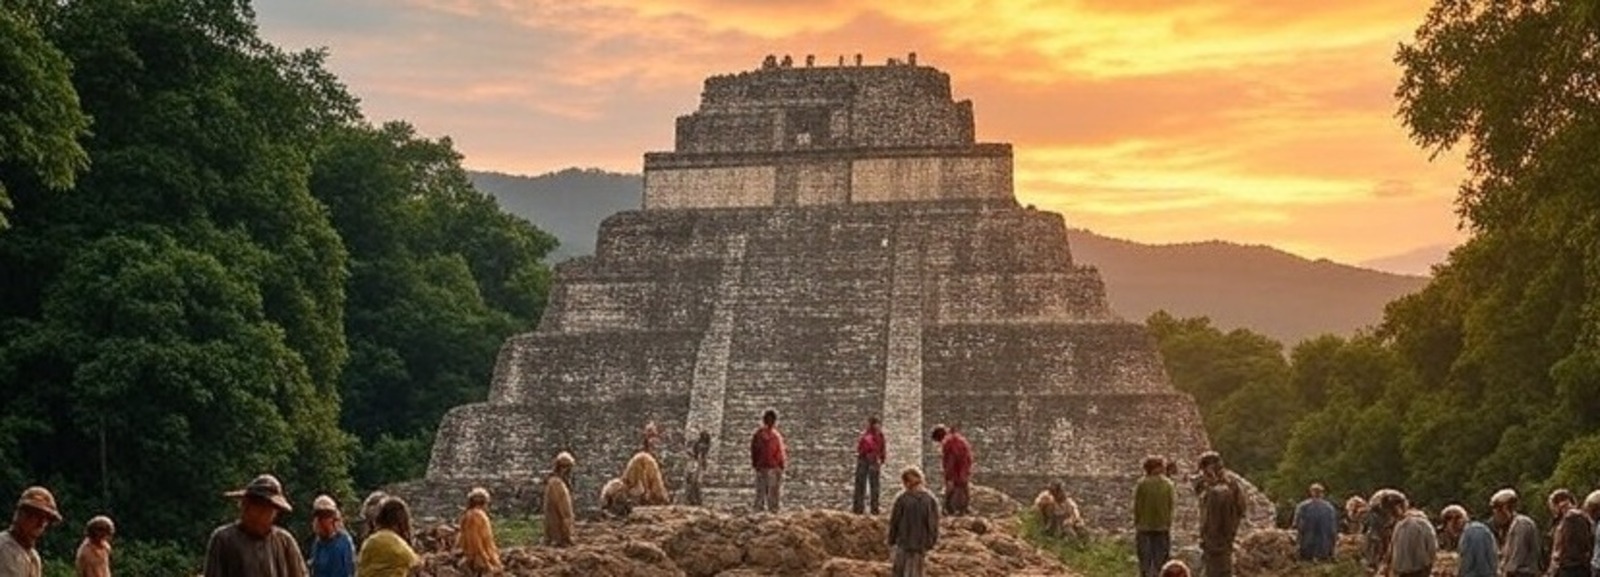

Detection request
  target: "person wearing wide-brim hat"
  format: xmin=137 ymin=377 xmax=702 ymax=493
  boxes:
xmin=203 ymin=474 xmax=307 ymax=577
xmin=1 ymin=486 xmax=62 ymax=577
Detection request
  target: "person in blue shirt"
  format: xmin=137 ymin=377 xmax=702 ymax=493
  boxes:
xmin=307 ymin=495 xmax=355 ymax=577
xmin=1451 ymin=504 xmax=1498 ymax=577
xmin=1291 ymin=483 xmax=1337 ymax=562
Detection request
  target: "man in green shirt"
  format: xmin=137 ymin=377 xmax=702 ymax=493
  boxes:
xmin=1134 ymin=455 xmax=1176 ymax=577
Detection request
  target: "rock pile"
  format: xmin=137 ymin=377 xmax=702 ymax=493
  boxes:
xmin=1232 ymin=529 xmax=1463 ymax=577
xmin=411 ymin=504 xmax=1069 ymax=577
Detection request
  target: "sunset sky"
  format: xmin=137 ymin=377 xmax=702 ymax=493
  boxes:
xmin=255 ymin=0 xmax=1470 ymax=265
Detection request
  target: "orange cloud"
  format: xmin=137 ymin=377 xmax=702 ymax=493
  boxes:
xmin=254 ymin=0 xmax=1469 ymax=264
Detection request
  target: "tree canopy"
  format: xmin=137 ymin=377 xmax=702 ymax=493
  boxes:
xmin=0 ymin=1 xmax=555 ymax=570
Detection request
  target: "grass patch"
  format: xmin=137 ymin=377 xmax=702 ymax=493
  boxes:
xmin=1275 ymin=560 xmax=1368 ymax=577
xmin=1019 ymin=512 xmax=1138 ymax=577
xmin=497 ymin=515 xmax=545 ymax=547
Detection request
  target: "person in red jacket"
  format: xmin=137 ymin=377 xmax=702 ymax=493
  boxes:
xmin=931 ymin=424 xmax=973 ymax=516
xmin=750 ymin=409 xmax=787 ymax=512
xmin=852 ymin=416 xmax=887 ymax=515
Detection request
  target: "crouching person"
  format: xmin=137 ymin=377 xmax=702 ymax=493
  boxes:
xmin=1034 ymin=482 xmax=1086 ymax=540
xmin=888 ymin=466 xmax=940 ymax=577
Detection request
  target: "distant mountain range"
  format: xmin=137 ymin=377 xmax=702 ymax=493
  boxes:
xmin=1358 ymin=244 xmax=1455 ymax=276
xmin=470 ymin=169 xmax=1430 ymax=345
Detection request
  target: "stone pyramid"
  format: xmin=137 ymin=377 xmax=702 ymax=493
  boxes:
xmin=410 ymin=55 xmax=1260 ymax=530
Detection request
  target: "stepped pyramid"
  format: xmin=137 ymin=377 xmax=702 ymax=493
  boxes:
xmin=407 ymin=55 xmax=1264 ymax=529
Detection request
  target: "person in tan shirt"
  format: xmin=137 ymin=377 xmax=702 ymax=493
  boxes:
xmin=543 ymin=452 xmax=576 ymax=547
xmin=457 ymin=487 xmax=502 ymax=576
xmin=75 ymin=515 xmax=114 ymax=577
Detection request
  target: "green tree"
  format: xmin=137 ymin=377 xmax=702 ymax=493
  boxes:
xmin=308 ymin=122 xmax=555 ymax=488
xmin=0 ymin=1 xmax=92 ymax=228
xmin=0 ymin=0 xmax=356 ymax=558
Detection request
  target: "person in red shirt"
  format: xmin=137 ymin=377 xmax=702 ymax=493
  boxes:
xmin=750 ymin=409 xmax=787 ymax=512
xmin=852 ymin=416 xmax=888 ymax=515
xmin=931 ymin=424 xmax=973 ymax=516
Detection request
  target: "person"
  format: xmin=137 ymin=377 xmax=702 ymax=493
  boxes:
xmin=3 ymin=487 xmax=62 ymax=577
xmin=1343 ymin=495 xmax=1367 ymax=535
xmin=621 ymin=450 xmax=670 ymax=506
xmin=1454 ymin=503 xmax=1497 ymax=577
xmin=75 ymin=515 xmax=114 ymax=577
xmin=887 ymin=466 xmax=939 ymax=577
xmin=1582 ymin=490 xmax=1600 ymax=577
xmin=1438 ymin=504 xmax=1467 ymax=551
xmin=749 ymin=409 xmax=787 ymax=513
xmin=1191 ymin=451 xmax=1246 ymax=577
xmin=1387 ymin=495 xmax=1436 ymax=577
xmin=1547 ymin=489 xmax=1594 ymax=577
xmin=457 ymin=488 xmax=501 ymax=577
xmin=1291 ymin=483 xmax=1337 ymax=562
xmin=204 ymin=474 xmax=306 ymax=577
xmin=1362 ymin=489 xmax=1403 ymax=573
xmin=685 ymin=431 xmax=712 ymax=507
xmin=852 ymin=416 xmax=887 ymax=515
xmin=930 ymin=425 xmax=973 ymax=516
xmin=543 ymin=452 xmax=576 ymax=547
xmin=1133 ymin=456 xmax=1175 ymax=577
xmin=1035 ymin=481 xmax=1084 ymax=539
xmin=600 ymin=478 xmax=632 ymax=518
xmin=306 ymin=496 xmax=354 ymax=577
xmin=356 ymin=496 xmax=418 ymax=577
xmin=1158 ymin=559 xmax=1191 ymax=577
xmin=641 ymin=421 xmax=661 ymax=454
xmin=357 ymin=491 xmax=387 ymax=544
xmin=1491 ymin=488 xmax=1539 ymax=577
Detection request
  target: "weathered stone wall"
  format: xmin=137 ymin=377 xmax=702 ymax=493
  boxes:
xmin=642 ymin=148 xmax=1012 ymax=209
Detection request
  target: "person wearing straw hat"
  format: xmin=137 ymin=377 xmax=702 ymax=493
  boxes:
xmin=203 ymin=474 xmax=306 ymax=577
xmin=74 ymin=515 xmax=114 ymax=577
xmin=307 ymin=495 xmax=354 ymax=577
xmin=1 ymin=486 xmax=62 ymax=577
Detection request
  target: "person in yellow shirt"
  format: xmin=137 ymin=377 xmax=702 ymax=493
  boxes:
xmin=356 ymin=497 xmax=418 ymax=577
xmin=456 ymin=488 xmax=501 ymax=576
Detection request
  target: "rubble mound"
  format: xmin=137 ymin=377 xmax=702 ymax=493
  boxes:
xmin=412 ymin=505 xmax=1072 ymax=577
xmin=1232 ymin=529 xmax=1463 ymax=577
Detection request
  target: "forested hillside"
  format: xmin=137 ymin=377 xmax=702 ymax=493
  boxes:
xmin=1147 ymin=0 xmax=1600 ymax=525
xmin=0 ymin=1 xmax=552 ymax=571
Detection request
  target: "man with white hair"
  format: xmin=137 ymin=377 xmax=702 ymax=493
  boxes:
xmin=1491 ymin=488 xmax=1539 ymax=577
xmin=1387 ymin=492 xmax=1436 ymax=577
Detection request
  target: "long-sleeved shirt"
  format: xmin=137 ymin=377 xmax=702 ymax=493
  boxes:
xmin=1500 ymin=514 xmax=1540 ymax=576
xmin=203 ymin=523 xmax=307 ymax=577
xmin=1389 ymin=509 xmax=1437 ymax=574
xmin=749 ymin=426 xmax=786 ymax=470
xmin=856 ymin=427 xmax=886 ymax=463
xmin=888 ymin=486 xmax=940 ymax=553
xmin=939 ymin=433 xmax=973 ymax=484
xmin=456 ymin=508 xmax=501 ymax=573
xmin=0 ymin=531 xmax=41 ymax=577
xmin=307 ymin=530 xmax=354 ymax=577
xmin=1292 ymin=498 xmax=1337 ymax=561
xmin=1133 ymin=475 xmax=1175 ymax=532
xmin=1551 ymin=508 xmax=1594 ymax=569
xmin=1457 ymin=521 xmax=1498 ymax=577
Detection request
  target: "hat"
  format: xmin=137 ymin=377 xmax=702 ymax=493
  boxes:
xmin=1584 ymin=490 xmax=1600 ymax=509
xmin=312 ymin=495 xmax=339 ymax=517
xmin=86 ymin=515 xmax=115 ymax=534
xmin=1490 ymin=488 xmax=1518 ymax=506
xmin=224 ymin=474 xmax=293 ymax=512
xmin=467 ymin=487 xmax=490 ymax=505
xmin=1440 ymin=505 xmax=1467 ymax=521
xmin=554 ymin=452 xmax=575 ymax=468
xmin=1197 ymin=451 xmax=1222 ymax=468
xmin=16 ymin=486 xmax=62 ymax=522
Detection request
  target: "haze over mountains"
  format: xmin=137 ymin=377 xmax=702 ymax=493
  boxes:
xmin=470 ymin=169 xmax=1431 ymax=345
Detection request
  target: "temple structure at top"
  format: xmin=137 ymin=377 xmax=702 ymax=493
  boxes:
xmin=642 ymin=53 xmax=1011 ymax=209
